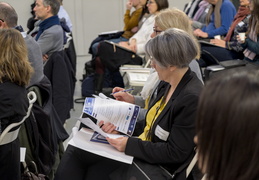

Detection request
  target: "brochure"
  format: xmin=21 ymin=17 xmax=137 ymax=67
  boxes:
xmin=68 ymin=128 xmax=134 ymax=164
xmin=81 ymin=93 xmax=140 ymax=136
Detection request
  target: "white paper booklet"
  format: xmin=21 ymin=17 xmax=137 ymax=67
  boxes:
xmin=82 ymin=93 xmax=140 ymax=136
xmin=68 ymin=128 xmax=134 ymax=164
xmin=127 ymin=72 xmax=150 ymax=82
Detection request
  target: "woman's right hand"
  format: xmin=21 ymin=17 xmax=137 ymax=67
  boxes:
xmin=98 ymin=121 xmax=120 ymax=134
xmin=112 ymin=87 xmax=135 ymax=104
xmin=126 ymin=1 xmax=133 ymax=10
xmin=131 ymin=26 xmax=139 ymax=33
xmin=236 ymin=35 xmax=246 ymax=44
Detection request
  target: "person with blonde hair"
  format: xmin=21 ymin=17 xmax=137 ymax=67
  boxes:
xmin=0 ymin=28 xmax=33 ymax=179
xmin=0 ymin=2 xmax=44 ymax=86
xmin=116 ymin=8 xmax=203 ymax=121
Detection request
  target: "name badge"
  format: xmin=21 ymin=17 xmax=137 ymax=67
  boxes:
xmin=155 ymin=125 xmax=169 ymax=141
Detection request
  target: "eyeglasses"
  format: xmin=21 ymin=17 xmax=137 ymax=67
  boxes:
xmin=153 ymin=27 xmax=163 ymax=35
xmin=0 ymin=18 xmax=4 ymax=22
xmin=147 ymin=0 xmax=155 ymax=4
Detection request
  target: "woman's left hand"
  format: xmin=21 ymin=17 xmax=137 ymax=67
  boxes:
xmin=106 ymin=137 xmax=128 ymax=152
xmin=194 ymin=29 xmax=208 ymax=38
xmin=98 ymin=121 xmax=120 ymax=134
xmin=210 ymin=39 xmax=226 ymax=48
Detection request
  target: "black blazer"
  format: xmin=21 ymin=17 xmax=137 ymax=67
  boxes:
xmin=125 ymin=69 xmax=203 ymax=173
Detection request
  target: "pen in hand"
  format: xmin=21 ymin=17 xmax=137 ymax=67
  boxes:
xmin=110 ymin=88 xmax=134 ymax=95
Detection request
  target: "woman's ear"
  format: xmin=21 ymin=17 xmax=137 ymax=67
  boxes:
xmin=169 ymin=66 xmax=177 ymax=72
xmin=194 ymin=135 xmax=198 ymax=145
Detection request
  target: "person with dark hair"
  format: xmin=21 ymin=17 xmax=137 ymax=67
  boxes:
xmin=0 ymin=2 xmax=44 ymax=86
xmin=193 ymin=0 xmax=236 ymax=39
xmin=90 ymin=0 xmax=146 ymax=57
xmin=119 ymin=0 xmax=169 ymax=54
xmin=54 ymin=28 xmax=203 ymax=180
xmin=33 ymin=0 xmax=63 ymax=60
xmin=27 ymin=1 xmax=37 ymax=34
xmin=57 ymin=0 xmax=72 ymax=32
xmin=93 ymin=0 xmax=169 ymax=94
xmin=191 ymin=0 xmax=211 ymax=30
xmin=195 ymin=70 xmax=259 ymax=180
xmin=238 ymin=0 xmax=259 ymax=63
xmin=0 ymin=28 xmax=33 ymax=180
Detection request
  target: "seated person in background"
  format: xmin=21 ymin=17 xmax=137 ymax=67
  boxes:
xmin=33 ymin=0 xmax=63 ymax=61
xmin=57 ymin=0 xmax=72 ymax=32
xmin=0 ymin=29 xmax=33 ymax=180
xmin=93 ymin=0 xmax=169 ymax=93
xmin=0 ymin=2 xmax=44 ymax=86
xmin=195 ymin=70 xmax=259 ymax=180
xmin=90 ymin=0 xmax=147 ymax=57
xmin=54 ymin=28 xmax=203 ymax=180
xmin=184 ymin=0 xmax=202 ymax=19
xmin=191 ymin=0 xmax=211 ymax=30
xmin=238 ymin=0 xmax=259 ymax=64
xmin=193 ymin=0 xmax=236 ymax=39
xmin=117 ymin=0 xmax=169 ymax=54
xmin=199 ymin=0 xmax=250 ymax=66
xmin=27 ymin=1 xmax=37 ymax=35
xmin=116 ymin=8 xmax=204 ymax=121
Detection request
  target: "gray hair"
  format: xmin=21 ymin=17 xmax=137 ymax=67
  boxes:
xmin=0 ymin=2 xmax=18 ymax=27
xmin=42 ymin=0 xmax=60 ymax=15
xmin=145 ymin=28 xmax=199 ymax=68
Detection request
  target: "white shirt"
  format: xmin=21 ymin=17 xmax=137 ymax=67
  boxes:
xmin=58 ymin=6 xmax=73 ymax=32
xmin=130 ymin=15 xmax=155 ymax=55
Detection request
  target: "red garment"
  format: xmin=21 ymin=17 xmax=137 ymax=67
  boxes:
xmin=224 ymin=6 xmax=250 ymax=41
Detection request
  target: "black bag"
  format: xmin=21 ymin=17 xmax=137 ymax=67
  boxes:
xmin=21 ymin=161 xmax=49 ymax=180
xmin=88 ymin=31 xmax=124 ymax=55
xmin=81 ymin=73 xmax=95 ymax=97
xmin=109 ymin=159 xmax=175 ymax=180
xmin=110 ymin=149 xmax=197 ymax=180
xmin=97 ymin=41 xmax=143 ymax=72
xmin=82 ymin=61 xmax=95 ymax=80
xmin=109 ymin=156 xmax=195 ymax=180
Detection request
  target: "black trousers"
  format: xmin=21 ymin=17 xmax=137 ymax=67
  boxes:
xmin=200 ymin=44 xmax=244 ymax=66
xmin=54 ymin=145 xmax=128 ymax=180
xmin=0 ymin=138 xmax=21 ymax=180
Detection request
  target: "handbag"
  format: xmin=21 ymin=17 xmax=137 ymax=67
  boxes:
xmin=88 ymin=31 xmax=124 ymax=54
xmin=97 ymin=41 xmax=143 ymax=72
xmin=109 ymin=151 xmax=196 ymax=180
xmin=21 ymin=161 xmax=49 ymax=180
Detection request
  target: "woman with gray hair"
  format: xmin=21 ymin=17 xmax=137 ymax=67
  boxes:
xmin=55 ymin=28 xmax=203 ymax=179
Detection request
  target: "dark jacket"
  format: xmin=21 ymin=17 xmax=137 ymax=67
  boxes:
xmin=0 ymin=81 xmax=28 ymax=179
xmin=44 ymin=51 xmax=75 ymax=124
xmin=125 ymin=69 xmax=203 ymax=174
xmin=20 ymin=76 xmax=69 ymax=175
xmin=241 ymin=35 xmax=259 ymax=62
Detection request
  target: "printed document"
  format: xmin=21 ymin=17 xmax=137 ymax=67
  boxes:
xmin=82 ymin=94 xmax=140 ymax=136
xmin=68 ymin=128 xmax=134 ymax=164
